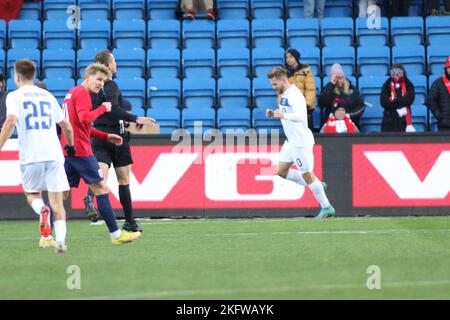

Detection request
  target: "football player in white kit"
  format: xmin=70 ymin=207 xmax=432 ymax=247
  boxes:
xmin=0 ymin=60 xmax=75 ymax=253
xmin=266 ymin=67 xmax=335 ymax=218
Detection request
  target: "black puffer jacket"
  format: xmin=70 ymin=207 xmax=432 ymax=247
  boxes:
xmin=427 ymin=75 xmax=450 ymax=129
xmin=380 ymin=78 xmax=415 ymax=132
xmin=318 ymin=79 xmax=365 ymax=127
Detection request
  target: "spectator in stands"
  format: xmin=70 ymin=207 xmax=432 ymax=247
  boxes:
xmin=284 ymin=49 xmax=316 ymax=130
xmin=304 ymin=0 xmax=325 ymax=19
xmin=320 ymin=98 xmax=359 ymax=133
xmin=318 ymin=64 xmax=365 ymax=128
xmin=358 ymin=0 xmax=378 ymax=17
xmin=390 ymin=0 xmax=409 ymax=17
xmin=177 ymin=0 xmax=216 ymax=20
xmin=0 ymin=74 xmax=6 ymax=130
xmin=380 ymin=64 xmax=416 ymax=132
xmin=428 ymin=0 xmax=450 ymax=15
xmin=427 ymin=56 xmax=450 ymax=132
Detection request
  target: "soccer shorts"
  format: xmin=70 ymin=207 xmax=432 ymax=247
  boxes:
xmin=91 ymin=132 xmax=133 ymax=168
xmin=64 ymin=155 xmax=103 ymax=188
xmin=20 ymin=161 xmax=70 ymax=193
xmin=278 ymin=141 xmax=314 ymax=174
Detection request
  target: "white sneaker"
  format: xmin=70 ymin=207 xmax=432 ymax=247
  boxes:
xmin=55 ymin=243 xmax=67 ymax=254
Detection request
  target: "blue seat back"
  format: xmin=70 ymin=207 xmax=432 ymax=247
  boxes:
xmin=217 ymin=19 xmax=249 ymax=49
xmin=148 ymin=20 xmax=180 ymax=49
xmin=43 ymin=49 xmax=75 ymax=78
xmin=182 ymin=49 xmax=215 ymax=78
xmin=217 ymin=48 xmax=250 ymax=77
xmin=357 ymin=46 xmax=390 ymax=77
xmin=251 ymin=19 xmax=284 ymax=48
xmin=392 ymin=46 xmax=425 ymax=76
xmin=147 ymin=78 xmax=181 ymax=109
xmin=218 ymin=77 xmax=251 ymax=108
xmin=356 ymin=17 xmax=389 ymax=47
xmin=182 ymin=20 xmax=215 ymax=49
xmin=113 ymin=48 xmax=146 ymax=78
xmin=391 ymin=17 xmax=424 ymax=46
xmin=43 ymin=20 xmax=76 ymax=49
xmin=147 ymin=49 xmax=180 ymax=78
xmin=8 ymin=20 xmax=41 ymax=49
xmin=113 ymin=20 xmax=146 ymax=49
xmin=183 ymin=78 xmax=216 ymax=108
xmin=252 ymin=48 xmax=284 ymax=78
xmin=287 ymin=18 xmax=319 ymax=48
xmin=252 ymin=77 xmax=277 ymax=109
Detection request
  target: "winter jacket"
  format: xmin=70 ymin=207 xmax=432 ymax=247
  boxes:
xmin=284 ymin=64 xmax=316 ymax=111
xmin=380 ymin=77 xmax=415 ymax=132
xmin=318 ymin=79 xmax=365 ymax=127
xmin=427 ymin=76 xmax=450 ymax=129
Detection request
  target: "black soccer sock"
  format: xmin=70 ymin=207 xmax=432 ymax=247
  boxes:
xmin=119 ymin=184 xmax=134 ymax=223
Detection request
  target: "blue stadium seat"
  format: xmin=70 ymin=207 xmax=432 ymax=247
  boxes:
xmin=147 ymin=49 xmax=180 ymax=78
xmin=322 ymin=46 xmax=355 ymax=77
xmin=299 ymin=47 xmax=320 ymax=77
xmin=43 ymin=78 xmax=75 ymax=105
xmin=182 ymin=49 xmax=215 ymax=78
xmin=252 ymin=107 xmax=283 ymax=133
xmin=217 ymin=0 xmax=249 ymax=19
xmin=409 ymin=0 xmax=423 ymax=16
xmin=312 ymin=107 xmax=321 ymax=130
xmin=325 ymin=0 xmax=353 ymax=17
xmin=426 ymin=16 xmax=450 ymax=46
xmin=146 ymin=108 xmax=180 ymax=133
xmin=78 ymin=0 xmax=110 ymax=20
xmin=359 ymin=105 xmax=383 ymax=133
xmin=77 ymin=48 xmax=97 ymax=78
xmin=427 ymin=45 xmax=450 ymax=76
xmin=183 ymin=78 xmax=216 ymax=109
xmin=287 ymin=18 xmax=320 ymax=48
xmin=113 ymin=48 xmax=146 ymax=78
xmin=411 ymin=104 xmax=428 ymax=132
xmin=44 ymin=0 xmax=76 ymax=20
xmin=392 ymin=45 xmax=425 ymax=76
xmin=218 ymin=108 xmax=251 ymax=131
xmin=113 ymin=20 xmax=146 ymax=49
xmin=358 ymin=76 xmax=386 ymax=108
xmin=8 ymin=20 xmax=41 ymax=50
xmin=217 ymin=19 xmax=249 ymax=49
xmin=391 ymin=17 xmax=424 ymax=46
xmin=19 ymin=1 xmax=41 ymax=20
xmin=0 ymin=20 xmax=5 ymax=49
xmin=428 ymin=73 xmax=441 ymax=90
xmin=409 ymin=75 xmax=427 ymax=105
xmin=43 ymin=20 xmax=76 ymax=49
xmin=115 ymin=78 xmax=146 ymax=114
xmin=218 ymin=77 xmax=251 ymax=108
xmin=356 ymin=17 xmax=389 ymax=47
xmin=285 ymin=0 xmax=304 ymax=18
xmin=357 ymin=46 xmax=390 ymax=77
xmin=148 ymin=20 xmax=180 ymax=49
xmin=321 ymin=17 xmax=354 ymax=47
xmin=252 ymin=77 xmax=277 ymax=109
xmin=252 ymin=48 xmax=285 ymax=78
xmin=217 ymin=48 xmax=250 ymax=77
xmin=251 ymin=19 xmax=285 ymax=48
xmin=78 ymin=20 xmax=110 ymax=49
xmin=183 ymin=20 xmax=215 ymax=49
xmin=8 ymin=49 xmax=41 ymax=78
xmin=251 ymin=0 xmax=283 ymax=19
xmin=113 ymin=0 xmax=145 ymax=20
xmin=0 ymin=50 xmax=5 ymax=75
xmin=315 ymin=76 xmax=321 ymax=94
xmin=147 ymin=0 xmax=178 ymax=20
xmin=6 ymin=78 xmax=17 ymax=91
xmin=147 ymin=78 xmax=181 ymax=109
xmin=43 ymin=49 xmax=75 ymax=79
xmin=182 ymin=108 xmax=216 ymax=133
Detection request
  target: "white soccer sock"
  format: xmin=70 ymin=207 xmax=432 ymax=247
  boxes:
xmin=31 ymin=198 xmax=45 ymax=215
xmin=53 ymin=220 xmax=67 ymax=245
xmin=308 ymin=179 xmax=331 ymax=209
xmin=286 ymin=169 xmax=308 ymax=186
xmin=110 ymin=229 xmax=122 ymax=239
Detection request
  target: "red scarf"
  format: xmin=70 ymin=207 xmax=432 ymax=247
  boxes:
xmin=443 ymin=75 xmax=450 ymax=94
xmin=323 ymin=114 xmax=357 ymax=133
xmin=389 ymin=79 xmax=412 ymax=126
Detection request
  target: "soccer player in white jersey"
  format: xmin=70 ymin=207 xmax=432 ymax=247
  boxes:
xmin=266 ymin=67 xmax=335 ymax=218
xmin=0 ymin=60 xmax=75 ymax=253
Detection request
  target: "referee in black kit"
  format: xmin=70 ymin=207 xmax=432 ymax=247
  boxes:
xmin=84 ymin=50 xmax=156 ymax=232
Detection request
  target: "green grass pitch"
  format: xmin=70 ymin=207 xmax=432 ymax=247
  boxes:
xmin=0 ymin=216 xmax=449 ymax=300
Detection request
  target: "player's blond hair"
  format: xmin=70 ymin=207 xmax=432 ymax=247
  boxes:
xmin=267 ymin=67 xmax=288 ymax=79
xmin=84 ymin=63 xmax=111 ymax=79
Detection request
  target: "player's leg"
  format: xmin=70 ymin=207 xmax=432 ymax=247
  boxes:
xmin=277 ymin=142 xmax=308 ymax=186
xmin=115 ymin=165 xmax=142 ymax=232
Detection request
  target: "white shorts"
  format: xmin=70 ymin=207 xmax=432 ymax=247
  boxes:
xmin=20 ymin=161 xmax=70 ymax=193
xmin=278 ymin=141 xmax=314 ymax=174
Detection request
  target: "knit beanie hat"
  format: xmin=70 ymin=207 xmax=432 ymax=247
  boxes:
xmin=330 ymin=64 xmax=345 ymax=78
xmin=286 ymin=48 xmax=301 ymax=64
xmin=332 ymin=98 xmax=347 ymax=114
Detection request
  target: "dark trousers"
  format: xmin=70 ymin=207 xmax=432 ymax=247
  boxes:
xmin=428 ymin=0 xmax=450 ymax=11
xmin=390 ymin=0 xmax=410 ymax=16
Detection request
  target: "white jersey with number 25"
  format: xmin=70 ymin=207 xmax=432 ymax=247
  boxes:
xmin=6 ymin=85 xmax=65 ymax=165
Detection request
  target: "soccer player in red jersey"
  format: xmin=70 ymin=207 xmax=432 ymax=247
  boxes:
xmin=61 ymin=63 xmax=141 ymax=245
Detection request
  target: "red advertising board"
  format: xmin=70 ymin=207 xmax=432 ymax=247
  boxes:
xmin=353 ymin=144 xmax=450 ymax=207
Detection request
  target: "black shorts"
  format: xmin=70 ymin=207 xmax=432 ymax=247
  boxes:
xmin=91 ymin=132 xmax=133 ymax=168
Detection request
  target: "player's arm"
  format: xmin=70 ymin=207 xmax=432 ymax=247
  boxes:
xmin=103 ymin=81 xmax=139 ymax=123
xmin=0 ymin=115 xmax=17 ymax=151
xmin=58 ymin=119 xmax=74 ymax=146
xmin=274 ymin=95 xmax=307 ymax=123
xmin=76 ymin=91 xmax=110 ymax=124
xmin=90 ymin=128 xmax=123 ymax=146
